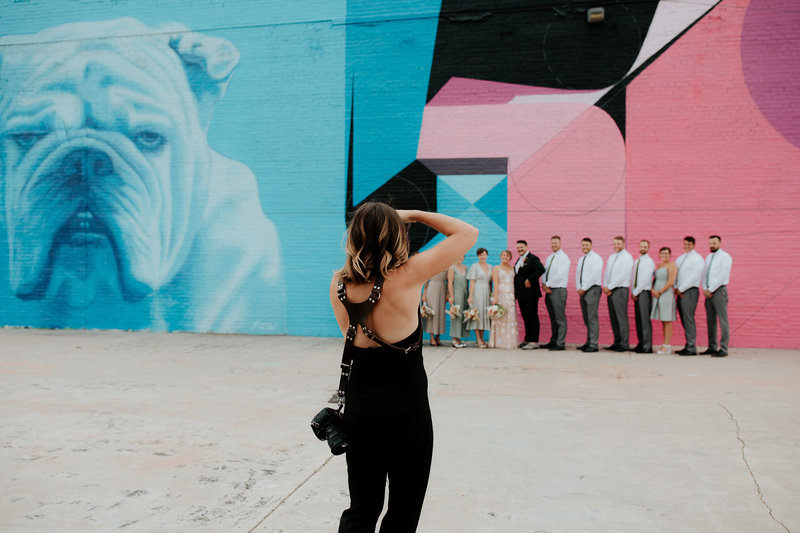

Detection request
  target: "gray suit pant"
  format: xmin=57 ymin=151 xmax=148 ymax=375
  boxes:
xmin=607 ymin=287 xmax=630 ymax=349
xmin=545 ymin=288 xmax=567 ymax=347
xmin=634 ymin=291 xmax=652 ymax=351
xmin=677 ymin=287 xmax=699 ymax=351
xmin=705 ymin=286 xmax=729 ymax=351
xmin=579 ymin=286 xmax=601 ymax=349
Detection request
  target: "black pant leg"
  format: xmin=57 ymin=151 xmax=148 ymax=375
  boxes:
xmin=379 ymin=429 xmax=433 ymax=533
xmin=339 ymin=441 xmax=388 ymax=533
xmin=517 ymin=296 xmax=540 ymax=343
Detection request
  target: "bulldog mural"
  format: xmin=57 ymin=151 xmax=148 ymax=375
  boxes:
xmin=0 ymin=18 xmax=285 ymax=333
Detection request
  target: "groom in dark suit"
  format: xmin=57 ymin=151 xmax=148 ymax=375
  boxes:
xmin=515 ymin=240 xmax=546 ymax=349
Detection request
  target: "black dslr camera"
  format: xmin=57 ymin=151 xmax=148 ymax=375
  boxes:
xmin=310 ymin=407 xmax=348 ymax=455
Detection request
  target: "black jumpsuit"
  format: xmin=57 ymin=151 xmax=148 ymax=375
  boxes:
xmin=337 ymin=281 xmax=434 ymax=533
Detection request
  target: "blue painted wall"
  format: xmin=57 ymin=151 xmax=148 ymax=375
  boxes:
xmin=0 ymin=1 xmax=444 ymax=336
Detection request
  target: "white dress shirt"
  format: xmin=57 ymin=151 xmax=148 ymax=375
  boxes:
xmin=542 ymin=249 xmax=571 ymax=289
xmin=515 ymin=251 xmax=528 ymax=274
xmin=575 ymin=250 xmax=603 ymax=292
xmin=675 ymin=250 xmax=704 ymax=292
xmin=604 ymin=249 xmax=634 ymax=290
xmin=631 ymin=254 xmax=656 ymax=296
xmin=701 ymin=249 xmax=732 ymax=293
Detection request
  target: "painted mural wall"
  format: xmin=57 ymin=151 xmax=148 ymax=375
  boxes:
xmin=0 ymin=0 xmax=797 ymax=348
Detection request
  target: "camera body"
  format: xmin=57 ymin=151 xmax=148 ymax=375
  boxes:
xmin=311 ymin=407 xmax=349 ymax=455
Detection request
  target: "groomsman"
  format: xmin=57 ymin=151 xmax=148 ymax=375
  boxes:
xmin=514 ymin=240 xmax=546 ymax=349
xmin=575 ymin=238 xmax=603 ymax=352
xmin=631 ymin=240 xmax=656 ymax=353
xmin=602 ymin=236 xmax=634 ymax=352
xmin=541 ymin=236 xmax=571 ymax=351
xmin=702 ymin=235 xmax=733 ymax=357
xmin=674 ymin=236 xmax=705 ymax=356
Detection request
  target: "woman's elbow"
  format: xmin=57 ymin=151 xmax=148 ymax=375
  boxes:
xmin=465 ymin=226 xmax=479 ymax=247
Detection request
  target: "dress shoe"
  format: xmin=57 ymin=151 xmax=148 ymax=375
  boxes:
xmin=540 ymin=342 xmax=555 ymax=350
xmin=631 ymin=344 xmax=643 ymax=352
xmin=678 ymin=349 xmax=698 ymax=356
xmin=581 ymin=346 xmax=599 ymax=353
xmin=577 ymin=344 xmax=587 ymax=351
xmin=522 ymin=343 xmax=538 ymax=350
xmin=640 ymin=348 xmax=653 ymax=354
xmin=711 ymin=350 xmax=728 ymax=357
xmin=518 ymin=342 xmax=528 ymax=348
xmin=700 ymin=347 xmax=718 ymax=355
xmin=548 ymin=345 xmax=565 ymax=351
xmin=603 ymin=344 xmax=620 ymax=351
xmin=612 ymin=346 xmax=628 ymax=352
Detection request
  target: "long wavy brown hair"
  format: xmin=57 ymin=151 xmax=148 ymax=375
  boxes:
xmin=338 ymin=202 xmax=409 ymax=283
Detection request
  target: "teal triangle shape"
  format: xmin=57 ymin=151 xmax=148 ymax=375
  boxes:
xmin=474 ymin=177 xmax=507 ymax=231
xmin=437 ymin=177 xmax=473 ymax=216
xmin=439 ymin=174 xmax=506 ymax=205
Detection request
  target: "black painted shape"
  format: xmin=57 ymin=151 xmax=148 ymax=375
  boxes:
xmin=594 ymin=0 xmax=723 ymax=113
xmin=418 ymin=158 xmax=507 ymax=175
xmin=346 ymin=159 xmax=438 ymax=254
xmin=346 ymin=78 xmax=437 ymax=252
xmin=428 ymin=0 xmax=659 ymax=102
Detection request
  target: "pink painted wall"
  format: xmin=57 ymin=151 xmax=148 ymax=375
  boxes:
xmin=418 ymin=0 xmax=800 ymax=349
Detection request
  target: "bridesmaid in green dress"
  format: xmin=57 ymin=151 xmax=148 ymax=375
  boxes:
xmin=447 ymin=255 xmax=469 ymax=347
xmin=467 ymin=248 xmax=492 ymax=348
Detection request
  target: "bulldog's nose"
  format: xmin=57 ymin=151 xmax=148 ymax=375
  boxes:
xmin=61 ymin=148 xmax=114 ymax=180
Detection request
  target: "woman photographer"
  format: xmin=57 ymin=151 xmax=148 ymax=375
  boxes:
xmin=330 ymin=203 xmax=478 ymax=532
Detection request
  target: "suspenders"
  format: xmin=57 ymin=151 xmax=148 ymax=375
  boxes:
xmin=334 ymin=277 xmax=422 ymax=408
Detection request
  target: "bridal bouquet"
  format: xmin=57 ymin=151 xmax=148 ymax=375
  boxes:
xmin=487 ymin=304 xmax=507 ymax=318
xmin=420 ymin=303 xmax=435 ymax=319
xmin=462 ymin=307 xmax=479 ymax=323
xmin=447 ymin=304 xmax=462 ymax=319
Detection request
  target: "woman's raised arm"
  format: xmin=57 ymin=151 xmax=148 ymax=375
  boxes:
xmin=396 ymin=210 xmax=478 ymax=285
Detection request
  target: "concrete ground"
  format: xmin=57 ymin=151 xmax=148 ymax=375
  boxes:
xmin=0 ymin=328 xmax=798 ymax=533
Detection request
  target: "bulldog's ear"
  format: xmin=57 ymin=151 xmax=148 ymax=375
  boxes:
xmin=169 ymin=32 xmax=240 ymax=126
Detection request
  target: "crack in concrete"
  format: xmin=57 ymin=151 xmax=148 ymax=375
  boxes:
xmin=247 ymin=455 xmax=333 ymax=533
xmin=249 ymin=348 xmax=458 ymax=531
xmin=428 ymin=346 xmax=458 ymax=377
xmin=247 ymin=348 xmax=456 ymax=533
xmin=719 ymin=404 xmax=791 ymax=533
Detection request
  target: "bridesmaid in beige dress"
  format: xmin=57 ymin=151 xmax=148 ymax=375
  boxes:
xmin=489 ymin=250 xmax=519 ymax=349
xmin=422 ymin=270 xmax=448 ymax=346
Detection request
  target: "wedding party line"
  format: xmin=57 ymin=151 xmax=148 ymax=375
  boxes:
xmin=419 ymin=235 xmax=732 ymax=357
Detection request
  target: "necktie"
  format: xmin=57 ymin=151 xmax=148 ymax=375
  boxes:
xmin=706 ymin=253 xmax=715 ymax=286
xmin=545 ymin=256 xmax=553 ymax=282
xmin=579 ymin=256 xmax=584 ymax=286
xmin=634 ymin=259 xmax=640 ymax=289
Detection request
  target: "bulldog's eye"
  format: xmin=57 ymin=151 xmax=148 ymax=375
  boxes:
xmin=12 ymin=133 xmax=47 ymax=149
xmin=133 ymin=131 xmax=166 ymax=151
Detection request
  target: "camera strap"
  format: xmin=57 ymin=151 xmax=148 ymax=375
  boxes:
xmin=335 ymin=276 xmax=422 ymax=408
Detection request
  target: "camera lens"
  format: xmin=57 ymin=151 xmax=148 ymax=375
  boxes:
xmin=327 ymin=427 xmax=348 ymax=455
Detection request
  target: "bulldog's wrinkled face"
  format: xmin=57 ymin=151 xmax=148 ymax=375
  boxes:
xmin=0 ymin=32 xmax=210 ymax=305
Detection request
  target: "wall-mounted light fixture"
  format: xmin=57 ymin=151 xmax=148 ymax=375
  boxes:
xmin=587 ymin=7 xmax=605 ymax=24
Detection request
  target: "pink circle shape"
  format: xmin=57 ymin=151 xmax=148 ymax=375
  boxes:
xmin=741 ymin=0 xmax=800 ymax=148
